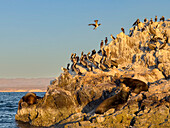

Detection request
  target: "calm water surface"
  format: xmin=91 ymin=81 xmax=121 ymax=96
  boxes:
xmin=0 ymin=92 xmax=46 ymax=128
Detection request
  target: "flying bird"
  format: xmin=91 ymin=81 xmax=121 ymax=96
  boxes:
xmin=88 ymin=20 xmax=101 ymax=30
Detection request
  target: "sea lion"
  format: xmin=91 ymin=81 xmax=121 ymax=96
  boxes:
xmin=18 ymin=92 xmax=40 ymax=109
xmin=120 ymin=77 xmax=148 ymax=94
xmin=95 ymin=84 xmax=130 ymax=114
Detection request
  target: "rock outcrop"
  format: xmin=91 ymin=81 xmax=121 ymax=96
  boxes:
xmin=15 ymin=17 xmax=170 ymax=127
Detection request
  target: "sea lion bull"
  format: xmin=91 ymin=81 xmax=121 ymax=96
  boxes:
xmin=120 ymin=77 xmax=148 ymax=94
xmin=18 ymin=92 xmax=41 ymax=109
xmin=95 ymin=84 xmax=130 ymax=114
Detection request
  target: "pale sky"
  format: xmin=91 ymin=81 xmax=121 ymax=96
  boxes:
xmin=0 ymin=0 xmax=169 ymax=78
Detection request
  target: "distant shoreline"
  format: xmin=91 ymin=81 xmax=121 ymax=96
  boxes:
xmin=0 ymin=89 xmax=46 ymax=92
xmin=0 ymin=78 xmax=52 ymax=93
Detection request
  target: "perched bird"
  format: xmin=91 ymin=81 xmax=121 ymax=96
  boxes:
xmin=110 ymin=34 xmax=115 ymax=40
xmin=80 ymin=57 xmax=87 ymax=67
xmin=83 ymin=54 xmax=87 ymax=60
xmin=111 ymin=60 xmax=118 ymax=68
xmin=160 ymin=16 xmax=165 ymax=22
xmin=141 ymin=27 xmax=145 ymax=32
xmin=88 ymin=20 xmax=101 ymax=30
xmin=70 ymin=53 xmax=74 ymax=62
xmin=101 ymin=48 xmax=107 ymax=57
xmin=155 ymin=16 xmax=157 ymax=22
xmin=100 ymin=40 xmax=104 ymax=48
xmin=93 ymin=60 xmax=99 ymax=68
xmin=61 ymin=67 xmax=68 ymax=73
xmin=129 ymin=30 xmax=133 ymax=37
xmin=99 ymin=62 xmax=107 ymax=71
xmin=159 ymin=37 xmax=168 ymax=49
xmin=133 ymin=19 xmax=140 ymax=26
xmin=150 ymin=37 xmax=162 ymax=42
xmin=81 ymin=51 xmax=84 ymax=56
xmin=149 ymin=25 xmax=156 ymax=36
xmin=162 ymin=30 xmax=167 ymax=37
xmin=144 ymin=18 xmax=148 ymax=22
xmin=106 ymin=48 xmax=109 ymax=57
xmin=91 ymin=49 xmax=96 ymax=56
xmin=87 ymin=52 xmax=94 ymax=62
xmin=150 ymin=18 xmax=153 ymax=24
xmin=121 ymin=27 xmax=125 ymax=33
xmin=72 ymin=63 xmax=82 ymax=75
xmin=148 ymin=42 xmax=157 ymax=51
xmin=67 ymin=63 xmax=70 ymax=70
xmin=103 ymin=56 xmax=112 ymax=68
xmin=75 ymin=56 xmax=79 ymax=63
xmin=87 ymin=63 xmax=93 ymax=71
xmin=105 ymin=37 xmax=108 ymax=45
xmin=71 ymin=64 xmax=74 ymax=71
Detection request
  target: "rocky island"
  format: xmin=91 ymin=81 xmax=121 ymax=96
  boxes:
xmin=15 ymin=17 xmax=170 ymax=127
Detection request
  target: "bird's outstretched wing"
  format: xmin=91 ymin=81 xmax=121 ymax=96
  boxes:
xmin=88 ymin=24 xmax=96 ymax=26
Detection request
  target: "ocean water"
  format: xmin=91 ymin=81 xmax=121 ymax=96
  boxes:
xmin=0 ymin=92 xmax=45 ymax=128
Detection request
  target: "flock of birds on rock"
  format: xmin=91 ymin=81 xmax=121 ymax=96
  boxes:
xmin=61 ymin=47 xmax=119 ymax=75
xmin=61 ymin=16 xmax=168 ymax=75
xmin=130 ymin=16 xmax=168 ymax=51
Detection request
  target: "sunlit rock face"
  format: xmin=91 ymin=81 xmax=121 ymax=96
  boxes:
xmin=15 ymin=18 xmax=170 ymax=127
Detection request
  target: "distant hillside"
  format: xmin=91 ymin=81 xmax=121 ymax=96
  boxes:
xmin=0 ymin=78 xmax=53 ymax=92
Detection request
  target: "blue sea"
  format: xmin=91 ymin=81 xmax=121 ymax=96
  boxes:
xmin=0 ymin=92 xmax=46 ymax=128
